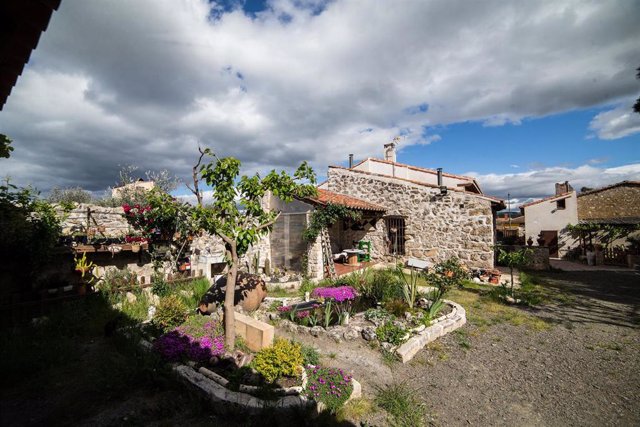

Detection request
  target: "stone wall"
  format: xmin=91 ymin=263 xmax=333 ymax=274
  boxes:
xmin=57 ymin=204 xmax=130 ymax=237
xmin=578 ymin=184 xmax=640 ymax=221
xmin=498 ymin=245 xmax=550 ymax=270
xmin=327 ymin=167 xmax=496 ymax=269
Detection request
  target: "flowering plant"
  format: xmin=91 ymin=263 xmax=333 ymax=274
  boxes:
xmin=305 ymin=366 xmax=353 ymax=412
xmin=312 ymin=286 xmax=357 ymax=326
xmin=153 ymin=316 xmax=225 ymax=363
xmin=311 ymin=286 xmax=357 ymax=302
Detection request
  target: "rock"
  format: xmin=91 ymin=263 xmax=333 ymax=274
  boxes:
xmin=381 ymin=342 xmax=394 ymax=351
xmin=328 ymin=330 xmax=343 ymax=343
xmin=125 ymin=292 xmax=137 ymax=304
xmin=404 ymin=312 xmax=413 ymax=321
xmin=147 ymin=305 xmax=156 ymax=320
xmin=362 ymin=326 xmax=377 ymax=341
xmin=417 ymin=298 xmax=429 ymax=309
xmin=415 ymin=311 xmax=425 ymax=320
xmin=269 ymin=312 xmax=279 ymax=321
xmin=472 ymin=277 xmax=482 ymax=284
xmin=411 ymin=324 xmax=426 ymax=333
xmin=392 ymin=320 xmax=405 ymax=329
xmin=343 ymin=328 xmax=359 ymax=341
xmin=151 ymin=294 xmax=160 ymax=305
xmin=281 ymin=320 xmax=298 ymax=333
xmin=310 ymin=326 xmax=324 ymax=337
xmin=297 ymin=325 xmax=310 ymax=334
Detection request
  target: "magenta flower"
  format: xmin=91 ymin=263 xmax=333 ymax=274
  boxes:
xmin=311 ymin=286 xmax=357 ymax=302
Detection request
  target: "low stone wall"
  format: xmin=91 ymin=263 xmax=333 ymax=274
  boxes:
xmin=497 ymin=245 xmax=550 ymax=271
xmin=395 ymin=300 xmax=466 ymax=363
xmin=57 ymin=204 xmax=130 ymax=237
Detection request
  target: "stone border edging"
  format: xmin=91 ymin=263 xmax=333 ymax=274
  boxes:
xmin=138 ymin=337 xmax=362 ymax=413
xmin=395 ymin=300 xmax=466 ymax=363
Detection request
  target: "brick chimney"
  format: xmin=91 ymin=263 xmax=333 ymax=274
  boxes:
xmin=555 ymin=181 xmax=573 ymax=195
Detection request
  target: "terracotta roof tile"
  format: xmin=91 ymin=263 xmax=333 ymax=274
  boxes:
xmin=520 ymin=192 xmax=573 ymax=209
xmin=307 ymin=189 xmax=386 ymax=212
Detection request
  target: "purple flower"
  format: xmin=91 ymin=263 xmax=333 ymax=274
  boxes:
xmin=277 ymin=305 xmax=292 ymax=312
xmin=311 ymin=286 xmax=357 ymax=302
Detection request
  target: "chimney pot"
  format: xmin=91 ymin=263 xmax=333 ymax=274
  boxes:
xmin=383 ymin=142 xmax=397 ymax=163
xmin=348 ymin=154 xmax=354 ymax=168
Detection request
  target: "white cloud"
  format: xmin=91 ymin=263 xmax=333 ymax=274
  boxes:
xmin=589 ymin=100 xmax=640 ymax=140
xmin=468 ymin=163 xmax=640 ymax=203
xmin=0 ymin=0 xmax=639 ymax=192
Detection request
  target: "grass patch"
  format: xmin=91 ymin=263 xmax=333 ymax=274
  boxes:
xmin=449 ymin=286 xmax=552 ymax=332
xmin=597 ymin=341 xmax=623 ymax=352
xmin=267 ymin=285 xmax=297 ymax=297
xmin=336 ymin=398 xmax=376 ymax=423
xmin=375 ymin=383 xmax=428 ymax=427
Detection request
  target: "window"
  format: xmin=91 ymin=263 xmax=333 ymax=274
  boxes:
xmin=385 ymin=217 xmax=405 ymax=255
xmin=556 ymin=199 xmax=566 ymax=210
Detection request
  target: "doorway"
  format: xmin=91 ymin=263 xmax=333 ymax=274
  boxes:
xmin=540 ymin=230 xmax=559 ymax=257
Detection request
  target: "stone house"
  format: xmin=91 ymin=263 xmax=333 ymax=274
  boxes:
xmin=272 ymin=143 xmax=505 ymax=277
xmin=521 ymin=180 xmax=640 ymax=261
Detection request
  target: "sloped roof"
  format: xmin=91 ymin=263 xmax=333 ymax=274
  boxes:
xmin=306 ymin=189 xmax=386 ymax=212
xmin=352 ymin=157 xmax=477 ymax=182
xmin=578 ymin=181 xmax=640 ymax=197
xmin=520 ymin=192 xmax=573 ymax=209
xmin=0 ymin=0 xmax=61 ymax=110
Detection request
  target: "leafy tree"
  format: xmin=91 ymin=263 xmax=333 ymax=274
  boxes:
xmin=0 ymin=134 xmax=13 ymax=158
xmin=497 ymin=248 xmax=531 ymax=297
xmin=195 ymin=150 xmax=317 ymax=349
xmin=302 ymin=203 xmax=361 ymax=243
xmin=48 ymin=186 xmax=93 ymax=205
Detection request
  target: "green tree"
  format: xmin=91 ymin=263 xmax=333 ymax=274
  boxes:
xmin=497 ymin=248 xmax=531 ymax=297
xmin=0 ymin=134 xmax=13 ymax=158
xmin=196 ymin=150 xmax=317 ymax=349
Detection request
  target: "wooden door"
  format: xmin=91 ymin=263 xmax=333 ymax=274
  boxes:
xmin=540 ymin=230 xmax=558 ymax=257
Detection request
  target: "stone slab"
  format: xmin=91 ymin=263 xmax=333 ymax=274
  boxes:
xmin=234 ymin=312 xmax=274 ymax=351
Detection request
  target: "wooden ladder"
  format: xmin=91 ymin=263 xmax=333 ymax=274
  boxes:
xmin=320 ymin=227 xmax=337 ymax=279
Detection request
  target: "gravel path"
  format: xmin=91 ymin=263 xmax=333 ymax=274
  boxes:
xmin=285 ymin=269 xmax=640 ymax=426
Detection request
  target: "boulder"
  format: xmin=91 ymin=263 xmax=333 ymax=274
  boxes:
xmin=362 ymin=326 xmax=377 ymax=341
xmin=343 ymin=328 xmax=359 ymax=341
xmin=310 ymin=326 xmax=324 ymax=337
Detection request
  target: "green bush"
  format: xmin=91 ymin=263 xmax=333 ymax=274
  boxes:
xmin=252 ymin=338 xmax=303 ymax=383
xmin=300 ymin=343 xmax=320 ymax=366
xmin=384 ymin=299 xmax=408 ymax=317
xmin=359 ymin=268 xmax=404 ymax=303
xmin=375 ymin=322 xmax=407 ymax=346
xmin=154 ymin=295 xmax=188 ymax=332
xmin=100 ymin=268 xmax=138 ymax=302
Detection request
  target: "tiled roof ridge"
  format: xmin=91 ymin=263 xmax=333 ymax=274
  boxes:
xmin=349 ymin=157 xmax=477 ymax=182
xmin=577 ymin=180 xmax=640 ymax=197
xmin=520 ymin=191 xmax=573 ymax=209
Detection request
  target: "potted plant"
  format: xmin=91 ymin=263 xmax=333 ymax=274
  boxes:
xmin=74 ymin=252 xmax=95 ymax=295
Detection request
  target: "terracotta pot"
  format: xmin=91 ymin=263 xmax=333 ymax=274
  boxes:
xmin=131 ymin=244 xmax=141 ymax=253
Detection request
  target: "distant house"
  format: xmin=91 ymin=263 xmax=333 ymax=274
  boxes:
xmin=496 ymin=214 xmax=525 ymax=243
xmin=271 ymin=143 xmax=505 ymax=278
xmin=111 ymin=178 xmax=155 ymax=199
xmin=520 ymin=182 xmax=578 ymax=257
xmin=521 ymin=180 xmax=640 ymax=260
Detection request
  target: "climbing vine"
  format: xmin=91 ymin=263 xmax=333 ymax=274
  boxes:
xmin=302 ymin=203 xmax=362 ymax=243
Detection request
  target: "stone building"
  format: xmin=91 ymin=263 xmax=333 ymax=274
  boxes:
xmin=521 ymin=180 xmax=640 ymax=263
xmin=272 ymin=143 xmax=505 ymax=277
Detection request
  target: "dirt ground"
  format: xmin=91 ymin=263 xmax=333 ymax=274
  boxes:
xmin=286 ymin=269 xmax=640 ymax=426
xmin=2 ymin=269 xmax=638 ymax=426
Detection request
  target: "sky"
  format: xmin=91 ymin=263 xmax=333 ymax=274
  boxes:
xmin=1 ymin=0 xmax=639 ymax=207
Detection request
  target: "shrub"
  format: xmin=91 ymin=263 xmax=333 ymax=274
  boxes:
xmin=375 ymin=322 xmax=407 ymax=346
xmin=300 ymin=343 xmax=320 ymax=366
xmin=100 ymin=268 xmax=138 ymax=302
xmin=252 ymin=338 xmax=303 ymax=383
xmin=154 ymin=295 xmax=188 ymax=332
xmin=384 ymin=299 xmax=408 ymax=317
xmin=151 ymin=277 xmax=171 ymax=297
xmin=306 ymin=366 xmax=354 ymax=413
xmin=360 ymin=268 xmax=404 ymax=303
